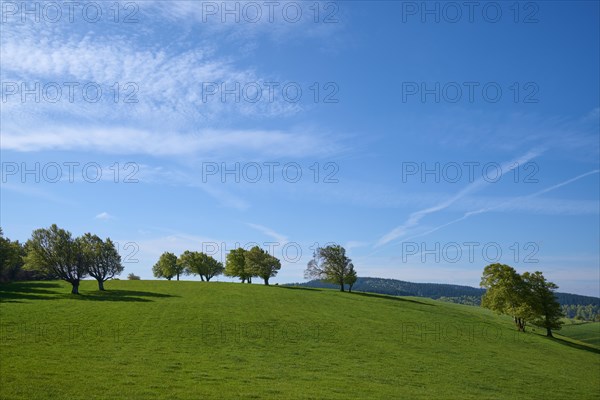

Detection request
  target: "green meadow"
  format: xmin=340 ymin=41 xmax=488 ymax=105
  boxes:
xmin=557 ymin=321 xmax=600 ymax=348
xmin=1 ymin=280 xmax=598 ymax=400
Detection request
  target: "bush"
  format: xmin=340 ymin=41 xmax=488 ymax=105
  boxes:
xmin=127 ymin=273 xmax=141 ymax=280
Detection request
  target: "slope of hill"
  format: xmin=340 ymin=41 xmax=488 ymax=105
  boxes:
xmin=1 ymin=280 xmax=599 ymax=399
xmin=558 ymin=321 xmax=600 ymax=348
xmin=290 ymin=277 xmax=600 ymax=307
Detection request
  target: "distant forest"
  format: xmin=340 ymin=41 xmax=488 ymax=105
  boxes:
xmin=289 ymin=277 xmax=600 ymax=321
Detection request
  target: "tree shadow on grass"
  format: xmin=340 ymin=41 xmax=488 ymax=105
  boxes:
xmin=350 ymin=291 xmax=435 ymax=306
xmin=550 ymin=335 xmax=600 ymax=355
xmin=0 ymin=281 xmax=63 ymax=302
xmin=63 ymin=289 xmax=177 ymax=302
xmin=0 ymin=282 xmax=176 ymax=303
xmin=278 ymin=285 xmax=323 ymax=292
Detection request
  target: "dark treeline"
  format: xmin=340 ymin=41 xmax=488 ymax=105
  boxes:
xmin=291 ymin=277 xmax=486 ymax=298
xmin=292 ymin=277 xmax=600 ymax=321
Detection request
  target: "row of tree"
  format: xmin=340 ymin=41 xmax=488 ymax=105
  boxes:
xmin=18 ymin=225 xmax=124 ymax=293
xmin=152 ymin=250 xmax=225 ymax=282
xmin=4 ymin=226 xmax=359 ymax=293
xmin=151 ymin=244 xmax=359 ymax=290
xmin=561 ymin=304 xmax=600 ymax=321
xmin=480 ymin=263 xmax=563 ymax=337
xmin=152 ymin=246 xmax=283 ymax=285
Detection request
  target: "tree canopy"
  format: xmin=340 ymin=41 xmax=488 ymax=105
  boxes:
xmin=481 ymin=263 xmax=563 ymax=335
xmin=24 ymin=225 xmax=88 ymax=294
xmin=245 ymin=246 xmax=281 ymax=285
xmin=152 ymin=252 xmax=179 ymax=281
xmin=305 ymin=245 xmax=355 ymax=292
xmin=179 ymin=251 xmax=224 ymax=282
xmin=225 ymin=248 xmax=253 ymax=283
xmin=79 ymin=233 xmax=124 ymax=290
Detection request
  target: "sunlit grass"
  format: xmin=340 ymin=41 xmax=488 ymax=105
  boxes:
xmin=1 ymin=280 xmax=598 ymax=399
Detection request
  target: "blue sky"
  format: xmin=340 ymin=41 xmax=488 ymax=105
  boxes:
xmin=1 ymin=1 xmax=598 ymax=296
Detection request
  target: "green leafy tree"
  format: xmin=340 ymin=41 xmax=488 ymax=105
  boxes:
xmin=345 ymin=265 xmax=357 ymax=292
xmin=245 ymin=246 xmax=281 ymax=285
xmin=305 ymin=245 xmax=355 ymax=292
xmin=24 ymin=225 xmax=88 ymax=294
xmin=179 ymin=251 xmax=224 ymax=282
xmin=152 ymin=252 xmax=179 ymax=280
xmin=127 ymin=273 xmax=141 ymax=280
xmin=0 ymin=228 xmax=25 ymax=282
xmin=522 ymin=271 xmax=564 ymax=337
xmin=480 ymin=263 xmax=535 ymax=332
xmin=224 ymin=248 xmax=252 ymax=283
xmin=79 ymin=234 xmax=124 ymax=290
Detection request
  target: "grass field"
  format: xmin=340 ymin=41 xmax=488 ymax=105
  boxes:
xmin=556 ymin=321 xmax=600 ymax=348
xmin=1 ymin=280 xmax=599 ymax=399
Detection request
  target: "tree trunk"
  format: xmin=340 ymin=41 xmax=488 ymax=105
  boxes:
xmin=71 ymin=280 xmax=80 ymax=295
xmin=206 ymin=276 xmax=211 ymax=282
xmin=97 ymin=279 xmax=105 ymax=291
xmin=546 ymin=328 xmax=553 ymax=337
xmin=176 ymin=273 xmax=180 ymax=281
xmin=241 ymin=278 xmax=246 ymax=283
xmin=264 ymin=277 xmax=269 ymax=285
xmin=340 ymin=282 xmax=345 ymax=292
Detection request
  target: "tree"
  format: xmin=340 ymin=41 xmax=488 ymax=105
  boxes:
xmin=522 ymin=271 xmax=564 ymax=337
xmin=480 ymin=263 xmax=535 ymax=332
xmin=345 ymin=265 xmax=357 ymax=292
xmin=245 ymin=246 xmax=281 ymax=285
xmin=152 ymin=252 xmax=179 ymax=280
xmin=24 ymin=225 xmax=88 ymax=294
xmin=127 ymin=273 xmax=141 ymax=280
xmin=0 ymin=228 xmax=25 ymax=282
xmin=80 ymin=234 xmax=124 ymax=290
xmin=179 ymin=251 xmax=223 ymax=282
xmin=305 ymin=245 xmax=355 ymax=292
xmin=225 ymin=248 xmax=253 ymax=283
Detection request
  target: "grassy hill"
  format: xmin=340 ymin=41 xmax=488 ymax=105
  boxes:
xmin=557 ymin=321 xmax=600 ymax=348
xmin=1 ymin=280 xmax=599 ymax=399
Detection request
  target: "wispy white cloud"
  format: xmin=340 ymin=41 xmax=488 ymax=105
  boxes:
xmin=375 ymin=150 xmax=542 ymax=247
xmin=344 ymin=240 xmax=369 ymax=251
xmin=3 ymin=125 xmax=338 ymax=158
xmin=94 ymin=212 xmax=115 ymax=220
xmin=0 ymin=182 xmax=75 ymax=205
xmin=402 ymin=169 xmax=600 ymax=242
xmin=246 ymin=223 xmax=288 ymax=243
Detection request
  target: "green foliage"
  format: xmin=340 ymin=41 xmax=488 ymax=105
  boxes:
xmin=305 ymin=245 xmax=355 ymax=291
xmin=224 ymin=248 xmax=252 ymax=283
xmin=0 ymin=280 xmax=598 ymax=399
xmin=522 ymin=271 xmax=564 ymax=336
xmin=562 ymin=304 xmax=599 ymax=321
xmin=244 ymin=246 xmax=281 ymax=285
xmin=79 ymin=234 xmax=124 ymax=290
xmin=127 ymin=273 xmax=141 ymax=280
xmin=152 ymin=252 xmax=179 ymax=280
xmin=0 ymin=228 xmax=25 ymax=282
xmin=23 ymin=224 xmax=88 ymax=294
xmin=480 ymin=263 xmax=535 ymax=331
xmin=179 ymin=250 xmax=223 ymax=282
xmin=481 ymin=264 xmax=564 ymax=336
xmin=344 ymin=264 xmax=357 ymax=292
